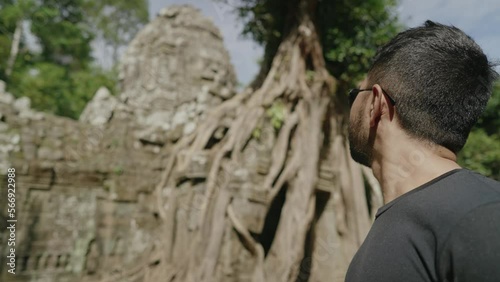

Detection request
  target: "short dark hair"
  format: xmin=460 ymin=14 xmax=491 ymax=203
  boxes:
xmin=368 ymin=20 xmax=498 ymax=153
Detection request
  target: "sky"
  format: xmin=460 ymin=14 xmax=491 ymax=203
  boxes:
xmin=149 ymin=0 xmax=500 ymax=85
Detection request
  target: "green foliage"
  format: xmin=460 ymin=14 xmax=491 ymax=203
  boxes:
xmin=0 ymin=0 xmax=147 ymax=119
xmin=232 ymin=0 xmax=401 ymax=88
xmin=113 ymin=165 xmax=124 ymax=176
xmin=320 ymin=0 xmax=402 ymax=85
xmin=267 ymin=101 xmax=286 ymax=130
xmin=252 ymin=127 xmax=262 ymax=139
xmin=476 ymin=82 xmax=500 ymax=135
xmin=31 ymin=0 xmax=94 ymax=70
xmin=459 ymin=129 xmax=500 ymax=180
xmin=9 ymin=63 xmax=116 ymax=119
xmin=85 ymin=0 xmax=148 ymax=64
xmin=232 ymin=0 xmax=305 ymax=85
xmin=0 ymin=0 xmax=35 ymax=81
xmin=458 ymin=83 xmax=500 ymax=180
xmin=0 ymin=1 xmax=24 ymax=25
xmin=306 ymin=70 xmax=315 ymax=82
xmin=70 ymin=67 xmax=117 ymax=115
xmin=11 ymin=63 xmax=69 ymax=115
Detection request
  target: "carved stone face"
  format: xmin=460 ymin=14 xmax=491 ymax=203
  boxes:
xmin=117 ymin=6 xmax=237 ymax=142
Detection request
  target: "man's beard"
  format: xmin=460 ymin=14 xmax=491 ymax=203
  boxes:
xmin=348 ymin=115 xmax=373 ymax=167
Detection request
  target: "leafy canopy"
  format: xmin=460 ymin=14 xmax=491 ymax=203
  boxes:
xmin=233 ymin=0 xmax=401 ymax=87
xmin=458 ymin=82 xmax=500 ymax=180
xmin=0 ymin=0 xmax=148 ymax=119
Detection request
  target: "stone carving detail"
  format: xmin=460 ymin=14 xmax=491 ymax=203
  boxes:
xmin=79 ymin=87 xmax=119 ymax=126
xmin=118 ymin=5 xmax=237 ymax=145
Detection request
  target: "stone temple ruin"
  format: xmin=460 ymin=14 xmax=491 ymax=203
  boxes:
xmin=1 ymin=4 xmax=376 ymax=282
xmin=0 ymin=5 xmax=237 ymax=281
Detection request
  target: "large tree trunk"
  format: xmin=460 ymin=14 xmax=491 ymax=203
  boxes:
xmin=100 ymin=0 xmax=375 ymax=281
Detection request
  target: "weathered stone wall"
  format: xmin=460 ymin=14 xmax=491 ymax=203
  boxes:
xmin=0 ymin=5 xmax=237 ymax=282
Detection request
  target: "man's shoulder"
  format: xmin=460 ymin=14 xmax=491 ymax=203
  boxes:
xmin=406 ymin=169 xmax=500 ymax=245
xmin=346 ymin=170 xmax=500 ymax=282
xmin=437 ymin=200 xmax=500 ymax=281
xmin=412 ymin=170 xmax=500 ymax=281
xmin=381 ymin=169 xmax=500 ymax=240
xmin=437 ymin=169 xmax=500 ymax=201
xmin=409 ymin=169 xmax=500 ymax=210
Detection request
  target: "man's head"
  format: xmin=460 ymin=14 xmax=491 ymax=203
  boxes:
xmin=348 ymin=20 xmax=498 ymax=167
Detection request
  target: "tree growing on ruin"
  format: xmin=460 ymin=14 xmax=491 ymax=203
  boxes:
xmin=137 ymin=0 xmax=401 ymax=281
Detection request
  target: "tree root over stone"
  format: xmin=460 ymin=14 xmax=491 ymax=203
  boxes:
xmin=100 ymin=0 xmax=374 ymax=281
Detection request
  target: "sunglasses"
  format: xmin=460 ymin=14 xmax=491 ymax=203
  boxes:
xmin=348 ymin=88 xmax=396 ymax=107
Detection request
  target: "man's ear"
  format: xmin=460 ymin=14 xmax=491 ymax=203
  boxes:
xmin=370 ymin=84 xmax=383 ymax=127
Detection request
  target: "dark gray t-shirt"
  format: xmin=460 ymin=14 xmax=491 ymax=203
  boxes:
xmin=345 ymin=169 xmax=500 ymax=282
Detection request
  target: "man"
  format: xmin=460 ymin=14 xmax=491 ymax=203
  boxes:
xmin=345 ymin=21 xmax=500 ymax=282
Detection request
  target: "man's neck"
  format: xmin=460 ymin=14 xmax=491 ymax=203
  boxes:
xmin=371 ymin=140 xmax=461 ymax=204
